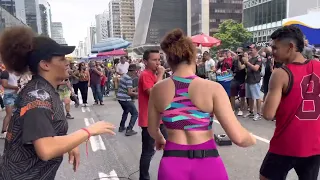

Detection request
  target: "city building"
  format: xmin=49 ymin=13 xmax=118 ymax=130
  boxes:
xmin=243 ymin=0 xmax=318 ymax=43
xmin=0 ymin=5 xmax=26 ymax=31
xmin=95 ymin=10 xmax=110 ymax=43
xmin=0 ymin=0 xmax=26 ymax=23
xmin=39 ymin=0 xmax=52 ymax=37
xmin=119 ymin=0 xmax=135 ymax=42
xmin=189 ymin=0 xmax=243 ymax=36
xmin=134 ymin=0 xmax=143 ymax=27
xmin=132 ymin=0 xmax=188 ymax=55
xmin=25 ymin=0 xmax=42 ymax=34
xmin=108 ymin=0 xmax=121 ymax=38
xmin=77 ymin=41 xmax=86 ymax=57
xmin=86 ymin=26 xmax=96 ymax=54
xmin=51 ymin=22 xmax=66 ymax=44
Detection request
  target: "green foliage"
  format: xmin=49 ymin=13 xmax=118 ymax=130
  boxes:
xmin=213 ymin=19 xmax=252 ymax=50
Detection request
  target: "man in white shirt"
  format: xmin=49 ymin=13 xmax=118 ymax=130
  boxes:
xmin=203 ymin=52 xmax=216 ymax=80
xmin=116 ymin=56 xmax=130 ymax=75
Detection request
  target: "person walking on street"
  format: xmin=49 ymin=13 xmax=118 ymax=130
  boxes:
xmin=89 ymin=61 xmax=104 ymax=105
xmin=77 ymin=62 xmax=90 ymax=106
xmin=117 ymin=64 xmax=139 ymax=136
xmin=138 ymin=49 xmax=168 ymax=180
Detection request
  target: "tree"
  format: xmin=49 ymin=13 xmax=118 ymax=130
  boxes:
xmin=213 ymin=20 xmax=252 ymax=50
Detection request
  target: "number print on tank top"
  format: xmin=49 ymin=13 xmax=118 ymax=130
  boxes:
xmin=296 ymin=74 xmax=320 ymax=120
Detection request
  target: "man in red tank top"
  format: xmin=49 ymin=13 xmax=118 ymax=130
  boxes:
xmin=260 ymin=25 xmax=320 ymax=180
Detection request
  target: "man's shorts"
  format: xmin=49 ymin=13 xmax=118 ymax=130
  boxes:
xmin=59 ymin=90 xmax=71 ymax=103
xmin=260 ymin=152 xmax=320 ymax=180
xmin=230 ymin=80 xmax=245 ymax=97
xmin=3 ymin=93 xmax=17 ymax=106
xmin=245 ymin=83 xmax=261 ymax=100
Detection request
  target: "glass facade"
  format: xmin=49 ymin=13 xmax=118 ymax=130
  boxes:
xmin=191 ymin=0 xmax=202 ymax=36
xmin=243 ymin=0 xmax=286 ymax=28
xmin=209 ymin=0 xmax=243 ymax=34
xmin=146 ymin=0 xmax=187 ymax=44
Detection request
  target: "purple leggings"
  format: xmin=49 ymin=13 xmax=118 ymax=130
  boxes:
xmin=158 ymin=139 xmax=229 ymax=180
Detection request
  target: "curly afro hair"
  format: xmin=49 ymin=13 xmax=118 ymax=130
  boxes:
xmin=0 ymin=26 xmax=35 ymax=73
xmin=160 ymin=29 xmax=196 ymax=68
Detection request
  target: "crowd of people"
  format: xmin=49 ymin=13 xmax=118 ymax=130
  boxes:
xmin=0 ymin=24 xmax=318 ymax=180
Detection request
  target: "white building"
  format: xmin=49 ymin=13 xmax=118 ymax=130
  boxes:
xmin=109 ymin=0 xmax=121 ymax=38
xmin=85 ymin=26 xmax=96 ymax=55
xmin=51 ymin=22 xmax=66 ymax=44
xmin=119 ymin=0 xmax=135 ymax=42
xmin=134 ymin=0 xmax=143 ymax=27
xmin=95 ymin=10 xmax=110 ymax=43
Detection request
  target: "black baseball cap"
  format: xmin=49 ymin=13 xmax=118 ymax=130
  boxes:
xmin=28 ymin=36 xmax=75 ymax=66
xmin=128 ymin=64 xmax=137 ymax=71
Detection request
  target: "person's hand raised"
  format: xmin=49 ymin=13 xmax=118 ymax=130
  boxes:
xmin=87 ymin=121 xmax=116 ymax=136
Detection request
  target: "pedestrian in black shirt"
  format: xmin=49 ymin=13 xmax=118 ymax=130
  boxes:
xmin=0 ymin=26 xmax=116 ymax=180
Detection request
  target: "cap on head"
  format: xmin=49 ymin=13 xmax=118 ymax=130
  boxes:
xmin=128 ymin=64 xmax=137 ymax=71
xmin=28 ymin=36 xmax=75 ymax=66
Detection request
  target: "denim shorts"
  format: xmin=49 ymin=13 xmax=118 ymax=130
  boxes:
xmin=245 ymin=83 xmax=262 ymax=100
xmin=3 ymin=93 xmax=17 ymax=106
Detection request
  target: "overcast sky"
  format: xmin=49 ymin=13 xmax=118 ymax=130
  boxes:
xmin=49 ymin=0 xmax=109 ymax=46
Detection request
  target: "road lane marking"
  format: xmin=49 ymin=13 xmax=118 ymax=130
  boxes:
xmin=213 ymin=120 xmax=270 ymax=144
xmin=84 ymin=118 xmax=106 ymax=151
xmin=81 ymin=107 xmax=91 ymax=112
xmin=98 ymin=170 xmax=119 ymax=180
xmin=81 ymin=107 xmax=86 ymax=112
xmin=86 ymin=107 xmax=90 ymax=112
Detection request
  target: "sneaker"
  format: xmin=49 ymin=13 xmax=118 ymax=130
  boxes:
xmin=66 ymin=113 xmax=74 ymax=119
xmin=125 ymin=129 xmax=137 ymax=136
xmin=0 ymin=132 xmax=6 ymax=139
xmin=106 ymin=94 xmax=110 ymax=97
xmin=100 ymin=102 xmax=104 ymax=105
xmin=253 ymin=114 xmax=262 ymax=121
xmin=118 ymin=127 xmax=126 ymax=132
xmin=237 ymin=110 xmax=244 ymax=116
xmin=243 ymin=112 xmax=254 ymax=118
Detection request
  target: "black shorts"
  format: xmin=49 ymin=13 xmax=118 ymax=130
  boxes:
xmin=230 ymin=80 xmax=245 ymax=97
xmin=260 ymin=152 xmax=320 ymax=180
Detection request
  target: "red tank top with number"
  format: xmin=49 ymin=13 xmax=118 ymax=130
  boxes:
xmin=270 ymin=60 xmax=320 ymax=157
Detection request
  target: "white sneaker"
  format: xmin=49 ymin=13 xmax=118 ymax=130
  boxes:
xmin=237 ymin=110 xmax=243 ymax=116
xmin=0 ymin=132 xmax=7 ymax=139
xmin=253 ymin=114 xmax=262 ymax=121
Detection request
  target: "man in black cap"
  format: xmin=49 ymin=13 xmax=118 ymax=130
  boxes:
xmin=117 ymin=64 xmax=139 ymax=136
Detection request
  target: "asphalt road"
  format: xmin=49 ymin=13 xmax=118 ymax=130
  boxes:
xmin=0 ymin=92 xmax=306 ymax=180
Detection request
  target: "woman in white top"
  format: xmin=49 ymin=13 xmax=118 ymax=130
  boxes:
xmin=0 ymin=70 xmax=20 ymax=138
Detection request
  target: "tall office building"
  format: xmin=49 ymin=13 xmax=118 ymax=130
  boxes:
xmin=25 ymin=0 xmax=42 ymax=33
xmin=119 ymin=0 xmax=135 ymax=42
xmin=86 ymin=26 xmax=96 ymax=54
xmin=95 ymin=10 xmax=110 ymax=43
xmin=132 ymin=0 xmax=188 ymax=55
xmin=0 ymin=0 xmax=26 ymax=23
xmin=109 ymin=0 xmax=121 ymax=38
xmin=0 ymin=4 xmax=26 ymax=32
xmin=189 ymin=0 xmax=243 ymax=36
xmin=134 ymin=0 xmax=143 ymax=27
xmin=243 ymin=0 xmax=318 ymax=43
xmin=51 ymin=22 xmax=66 ymax=44
xmin=38 ymin=0 xmax=52 ymax=37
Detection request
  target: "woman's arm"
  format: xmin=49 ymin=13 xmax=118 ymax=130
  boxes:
xmin=212 ymin=83 xmax=256 ymax=147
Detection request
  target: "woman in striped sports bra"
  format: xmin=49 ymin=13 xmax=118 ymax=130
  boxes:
xmin=148 ymin=29 xmax=256 ymax=180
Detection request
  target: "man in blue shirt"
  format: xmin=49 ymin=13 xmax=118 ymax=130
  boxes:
xmin=117 ymin=64 xmax=138 ymax=136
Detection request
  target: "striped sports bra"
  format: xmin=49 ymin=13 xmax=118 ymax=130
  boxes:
xmin=161 ymin=75 xmax=214 ymax=131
